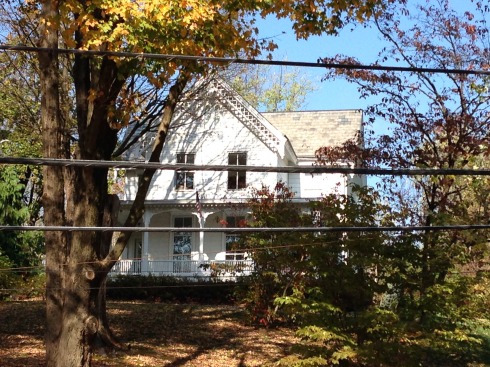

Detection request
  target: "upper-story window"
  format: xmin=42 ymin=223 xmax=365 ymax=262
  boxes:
xmin=228 ymin=152 xmax=247 ymax=190
xmin=175 ymin=153 xmax=195 ymax=190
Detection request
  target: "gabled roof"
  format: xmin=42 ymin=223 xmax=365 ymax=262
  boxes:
xmin=123 ymin=76 xmax=362 ymax=163
xmin=262 ymin=110 xmax=363 ymax=158
xmin=175 ymin=76 xmax=296 ymax=161
xmin=206 ymin=77 xmax=294 ymax=159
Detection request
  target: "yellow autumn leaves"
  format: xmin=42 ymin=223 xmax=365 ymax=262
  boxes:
xmin=45 ymin=0 xmax=392 ymax=66
xmin=57 ymin=0 xmax=258 ymax=58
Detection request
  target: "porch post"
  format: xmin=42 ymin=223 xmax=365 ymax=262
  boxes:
xmin=198 ymin=215 xmax=204 ymax=260
xmin=195 ymin=191 xmax=204 ymax=261
xmin=141 ymin=210 xmax=151 ymax=274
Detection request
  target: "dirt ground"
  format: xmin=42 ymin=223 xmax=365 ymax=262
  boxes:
xmin=0 ymin=300 xmax=297 ymax=367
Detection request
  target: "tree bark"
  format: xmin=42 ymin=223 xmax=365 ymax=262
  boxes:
xmin=38 ymin=2 xmax=98 ymax=364
xmin=40 ymin=27 xmax=189 ymax=365
xmin=38 ymin=1 xmax=73 ymax=366
xmin=95 ymin=195 xmax=125 ymax=351
xmin=39 ymin=1 xmax=190 ymax=362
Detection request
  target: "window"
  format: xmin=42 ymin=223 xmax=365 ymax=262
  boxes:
xmin=225 ymin=216 xmax=245 ymax=260
xmin=175 ymin=153 xmax=195 ymax=190
xmin=228 ymin=152 xmax=246 ymax=190
xmin=173 ymin=217 xmax=193 ymax=272
xmin=174 ymin=217 xmax=193 ymax=255
xmin=134 ymin=240 xmax=142 ymax=259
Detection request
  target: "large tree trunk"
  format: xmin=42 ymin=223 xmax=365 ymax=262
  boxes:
xmin=40 ymin=11 xmax=189 ymax=359
xmin=39 ymin=4 xmax=122 ymax=360
xmin=38 ymin=1 xmax=74 ymax=366
xmin=39 ymin=2 xmax=190 ymax=362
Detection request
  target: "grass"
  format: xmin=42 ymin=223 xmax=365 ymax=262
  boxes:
xmin=0 ymin=300 xmax=297 ymax=367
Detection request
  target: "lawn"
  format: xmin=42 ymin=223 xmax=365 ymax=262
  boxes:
xmin=0 ymin=300 xmax=297 ymax=367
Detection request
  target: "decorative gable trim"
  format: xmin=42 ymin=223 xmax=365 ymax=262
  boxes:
xmin=124 ymin=76 xmax=296 ymax=162
xmin=209 ymin=77 xmax=288 ymax=158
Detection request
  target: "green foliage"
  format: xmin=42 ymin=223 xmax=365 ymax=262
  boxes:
xmin=309 ymin=2 xmax=490 ymax=364
xmin=0 ymin=165 xmax=43 ymax=268
xmin=18 ymin=271 xmax=46 ymax=299
xmin=0 ymin=58 xmax=44 ymax=268
xmin=0 ymin=253 xmax=45 ymax=300
xmin=0 ymin=253 xmax=18 ymax=300
xmin=240 ymin=183 xmax=490 ymax=366
xmin=0 ymin=165 xmax=28 ymax=222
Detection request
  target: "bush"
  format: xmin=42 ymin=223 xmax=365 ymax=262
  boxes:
xmin=106 ymin=275 xmax=250 ymax=304
xmin=16 ymin=271 xmax=46 ymax=299
xmin=0 ymin=254 xmax=45 ymax=300
xmin=0 ymin=254 xmax=19 ymax=300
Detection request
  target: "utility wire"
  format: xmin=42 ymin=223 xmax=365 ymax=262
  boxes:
xmin=2 ymin=156 xmax=490 ymax=176
xmin=0 ymin=238 xmax=370 ymax=273
xmin=1 ymin=44 xmax=490 ymax=75
xmin=0 ymin=283 xmax=249 ymax=293
xmin=1 ymin=224 xmax=490 ymax=233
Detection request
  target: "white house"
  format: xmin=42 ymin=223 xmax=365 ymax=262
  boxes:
xmin=112 ymin=77 xmax=364 ymax=277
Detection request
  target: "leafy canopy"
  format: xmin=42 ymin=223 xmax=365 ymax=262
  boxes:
xmin=31 ymin=0 xmax=401 ymax=87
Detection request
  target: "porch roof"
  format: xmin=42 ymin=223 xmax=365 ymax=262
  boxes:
xmin=119 ymin=200 xmax=250 ymax=211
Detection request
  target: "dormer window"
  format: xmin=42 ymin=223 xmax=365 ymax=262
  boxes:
xmin=175 ymin=153 xmax=195 ymax=190
xmin=228 ymin=152 xmax=246 ymax=190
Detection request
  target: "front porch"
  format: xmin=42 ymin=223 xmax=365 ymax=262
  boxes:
xmin=116 ymin=200 xmax=252 ymax=278
xmin=109 ymin=258 xmax=254 ymax=277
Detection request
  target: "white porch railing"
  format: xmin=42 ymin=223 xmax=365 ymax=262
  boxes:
xmin=109 ymin=259 xmax=254 ymax=277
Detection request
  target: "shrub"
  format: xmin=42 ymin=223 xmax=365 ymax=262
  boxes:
xmin=0 ymin=254 xmax=19 ymax=300
xmin=106 ymin=274 xmax=250 ymax=304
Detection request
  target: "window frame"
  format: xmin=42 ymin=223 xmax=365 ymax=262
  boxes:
xmin=224 ymin=216 xmax=245 ymax=261
xmin=173 ymin=216 xmax=193 ymax=256
xmin=227 ymin=152 xmax=247 ymax=190
xmin=175 ymin=152 xmax=195 ymax=191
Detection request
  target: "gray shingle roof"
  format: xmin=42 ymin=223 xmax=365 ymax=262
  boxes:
xmin=262 ymin=110 xmax=363 ymax=158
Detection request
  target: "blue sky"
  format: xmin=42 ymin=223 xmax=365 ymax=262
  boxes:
xmin=255 ymin=16 xmax=383 ymax=112
xmin=255 ymin=1 xmax=471 ymax=112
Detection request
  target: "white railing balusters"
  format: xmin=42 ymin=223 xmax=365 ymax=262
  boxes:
xmin=109 ymin=258 xmax=254 ymax=277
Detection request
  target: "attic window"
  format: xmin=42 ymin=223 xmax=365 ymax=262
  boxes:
xmin=175 ymin=153 xmax=195 ymax=190
xmin=227 ymin=152 xmax=246 ymax=190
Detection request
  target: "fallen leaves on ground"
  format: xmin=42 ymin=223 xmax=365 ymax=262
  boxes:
xmin=0 ymin=300 xmax=298 ymax=367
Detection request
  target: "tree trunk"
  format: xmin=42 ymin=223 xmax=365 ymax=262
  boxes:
xmin=95 ymin=278 xmax=125 ymax=351
xmin=38 ymin=1 xmax=77 ymax=366
xmin=39 ymin=1 xmax=189 ymax=359
xmin=47 ymin=267 xmax=98 ymax=367
xmin=94 ymin=195 xmax=125 ymax=351
xmin=45 ymin=161 xmax=115 ymax=367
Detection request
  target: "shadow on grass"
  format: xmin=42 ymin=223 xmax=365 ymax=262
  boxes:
xmin=2 ymin=300 xmax=490 ymax=367
xmin=0 ymin=301 xmax=45 ymax=367
xmin=105 ymin=301 xmax=295 ymax=366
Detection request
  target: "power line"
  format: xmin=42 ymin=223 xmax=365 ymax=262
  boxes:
xmin=0 ymin=238 xmax=358 ymax=273
xmin=1 ymin=44 xmax=490 ymax=76
xmin=1 ymin=224 xmax=490 ymax=233
xmin=2 ymin=156 xmax=490 ymax=176
xmin=0 ymin=282 xmax=248 ymax=293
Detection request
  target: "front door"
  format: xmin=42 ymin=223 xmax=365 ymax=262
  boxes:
xmin=173 ymin=216 xmax=192 ymax=273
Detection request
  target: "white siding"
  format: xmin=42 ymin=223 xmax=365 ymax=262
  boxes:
xmin=148 ymin=212 xmax=171 ymax=260
xmin=146 ymin=108 xmax=285 ymax=202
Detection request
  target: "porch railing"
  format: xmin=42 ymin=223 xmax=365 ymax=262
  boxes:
xmin=109 ymin=259 xmax=254 ymax=277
